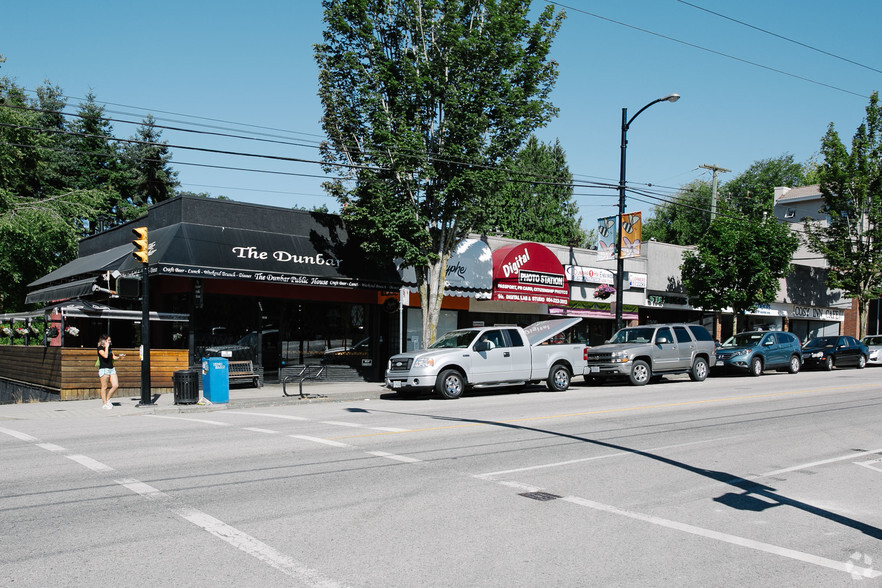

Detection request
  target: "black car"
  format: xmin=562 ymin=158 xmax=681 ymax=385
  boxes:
xmin=802 ymin=335 xmax=868 ymax=370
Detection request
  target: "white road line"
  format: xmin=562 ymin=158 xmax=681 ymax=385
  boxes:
xmin=117 ymin=478 xmax=171 ymax=501
xmin=561 ymin=494 xmax=881 ymax=579
xmin=476 ymin=438 xmax=734 ymax=479
xmin=145 ymin=415 xmax=230 ymax=426
xmin=855 ymin=458 xmax=882 ymax=474
xmin=66 ymin=454 xmax=115 ymax=473
xmin=320 ymin=421 xmax=409 ymax=433
xmin=761 ymin=447 xmax=882 ymax=478
xmin=176 ymin=507 xmax=346 ymax=587
xmin=1 ymin=423 xmax=347 ymax=587
xmin=320 ymin=420 xmax=365 ymax=428
xmin=242 ymin=427 xmax=280 ymax=434
xmin=0 ymin=426 xmax=38 ymax=442
xmin=365 ymin=450 xmax=422 ymax=463
xmin=289 ymin=435 xmax=351 ymax=448
xmin=238 ymin=412 xmax=309 ymax=421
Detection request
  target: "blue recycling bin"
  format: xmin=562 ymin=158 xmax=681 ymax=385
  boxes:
xmin=202 ymin=357 xmax=229 ymax=403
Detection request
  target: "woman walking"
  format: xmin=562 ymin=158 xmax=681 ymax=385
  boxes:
xmin=97 ymin=334 xmax=124 ymax=409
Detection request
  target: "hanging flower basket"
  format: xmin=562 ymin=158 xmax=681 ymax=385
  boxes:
xmin=594 ymin=284 xmax=616 ymax=300
xmin=30 ymin=324 xmax=42 ymax=335
xmin=46 ymin=326 xmax=59 ymax=338
xmin=14 ymin=327 xmax=28 ymax=336
xmin=1 ymin=326 xmax=12 ymax=336
xmin=64 ymin=326 xmax=80 ymax=337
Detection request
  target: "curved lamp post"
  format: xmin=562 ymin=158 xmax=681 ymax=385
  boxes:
xmin=615 ymin=93 xmax=680 ymax=330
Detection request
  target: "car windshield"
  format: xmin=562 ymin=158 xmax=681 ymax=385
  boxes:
xmin=862 ymin=336 xmax=882 ymax=346
xmin=722 ymin=332 xmax=764 ymax=348
xmin=608 ymin=327 xmax=656 ymax=344
xmin=429 ymin=330 xmax=478 ymax=349
xmin=805 ymin=336 xmax=838 ymax=348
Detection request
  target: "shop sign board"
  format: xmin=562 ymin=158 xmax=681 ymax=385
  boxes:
xmin=492 ymin=243 xmax=569 ymax=305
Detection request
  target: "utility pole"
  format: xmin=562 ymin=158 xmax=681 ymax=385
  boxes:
xmin=699 ymin=164 xmax=731 ymax=221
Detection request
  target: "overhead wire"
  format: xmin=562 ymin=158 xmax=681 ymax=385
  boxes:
xmin=546 ymin=1 xmax=870 ymax=99
xmin=675 ymin=0 xmax=882 ymax=76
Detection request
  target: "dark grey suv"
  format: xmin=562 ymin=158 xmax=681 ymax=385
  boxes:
xmin=714 ymin=331 xmax=802 ymax=376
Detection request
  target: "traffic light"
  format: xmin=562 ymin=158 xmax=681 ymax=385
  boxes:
xmin=132 ymin=226 xmax=149 ymax=263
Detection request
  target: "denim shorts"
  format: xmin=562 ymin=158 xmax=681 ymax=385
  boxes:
xmin=98 ymin=368 xmax=117 ymax=377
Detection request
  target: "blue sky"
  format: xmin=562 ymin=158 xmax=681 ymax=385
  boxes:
xmin=3 ymin=1 xmax=880 ymax=227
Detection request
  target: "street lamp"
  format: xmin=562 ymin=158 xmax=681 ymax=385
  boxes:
xmin=615 ymin=93 xmax=680 ymax=330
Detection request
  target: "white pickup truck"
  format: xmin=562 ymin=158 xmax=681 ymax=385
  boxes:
xmin=385 ymin=318 xmax=587 ymax=399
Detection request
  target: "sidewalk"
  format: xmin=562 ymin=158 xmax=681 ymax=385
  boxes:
xmin=0 ymin=380 xmax=389 ymax=421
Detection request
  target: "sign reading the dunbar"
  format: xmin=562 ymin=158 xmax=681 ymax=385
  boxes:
xmin=492 ymin=242 xmax=569 ymax=305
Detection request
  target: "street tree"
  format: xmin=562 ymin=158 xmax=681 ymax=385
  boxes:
xmin=803 ymin=92 xmax=882 ymax=337
xmin=474 ymin=136 xmax=586 ymax=246
xmin=642 ymin=179 xmax=712 ymax=246
xmin=681 ymin=208 xmax=800 ymax=329
xmin=315 ymin=0 xmax=564 ymax=345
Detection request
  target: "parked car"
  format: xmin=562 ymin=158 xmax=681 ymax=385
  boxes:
xmin=385 ymin=318 xmax=587 ymax=398
xmin=583 ymin=323 xmax=716 ymax=386
xmin=860 ymin=335 xmax=882 ymax=366
xmin=714 ymin=331 xmax=802 ymax=376
xmin=802 ymin=335 xmax=868 ymax=370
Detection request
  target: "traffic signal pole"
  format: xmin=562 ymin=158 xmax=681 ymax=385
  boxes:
xmin=132 ymin=227 xmax=152 ymax=407
xmin=138 ymin=262 xmax=151 ymax=406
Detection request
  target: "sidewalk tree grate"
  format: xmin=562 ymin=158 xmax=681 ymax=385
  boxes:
xmin=519 ymin=491 xmax=561 ymax=502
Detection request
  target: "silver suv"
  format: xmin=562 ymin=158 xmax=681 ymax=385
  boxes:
xmin=584 ymin=324 xmax=717 ymax=386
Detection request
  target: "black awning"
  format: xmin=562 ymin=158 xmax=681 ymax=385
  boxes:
xmin=116 ymin=223 xmax=401 ymax=289
xmin=28 ymin=243 xmax=131 ymax=288
xmin=25 ymin=277 xmax=100 ymax=305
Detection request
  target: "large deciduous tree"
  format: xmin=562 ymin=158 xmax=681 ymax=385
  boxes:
xmin=642 ymin=179 xmax=712 ymax=246
xmin=803 ymin=92 xmax=882 ymax=337
xmin=315 ymin=0 xmax=564 ymax=345
xmin=723 ymin=154 xmax=807 ymax=217
xmin=681 ymin=209 xmax=799 ymax=328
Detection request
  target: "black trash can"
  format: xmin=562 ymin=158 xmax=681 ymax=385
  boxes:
xmin=173 ymin=369 xmax=200 ymax=405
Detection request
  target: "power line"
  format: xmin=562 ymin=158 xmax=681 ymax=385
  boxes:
xmin=548 ymin=1 xmax=870 ymax=99
xmin=676 ymin=0 xmax=882 ymax=76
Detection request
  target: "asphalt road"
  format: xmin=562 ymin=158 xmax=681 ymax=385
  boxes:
xmin=2 ymin=368 xmax=881 ymax=587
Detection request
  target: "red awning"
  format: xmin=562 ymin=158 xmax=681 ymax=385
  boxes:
xmin=491 ymin=242 xmax=569 ymax=305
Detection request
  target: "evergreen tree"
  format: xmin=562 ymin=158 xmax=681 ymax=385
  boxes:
xmin=475 ymin=136 xmax=585 ymax=246
xmin=124 ymin=114 xmax=179 ymax=207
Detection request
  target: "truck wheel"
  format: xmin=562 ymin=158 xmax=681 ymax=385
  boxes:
xmin=436 ymin=369 xmax=465 ymax=399
xmin=629 ymin=360 xmax=651 ymax=386
xmin=689 ymin=357 xmax=709 ymax=382
xmin=546 ymin=364 xmax=571 ymax=391
xmin=749 ymin=356 xmax=763 ymax=377
xmin=787 ymin=355 xmax=801 ymax=374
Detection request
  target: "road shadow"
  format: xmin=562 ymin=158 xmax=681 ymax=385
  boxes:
xmin=352 ymin=406 xmax=882 ymax=540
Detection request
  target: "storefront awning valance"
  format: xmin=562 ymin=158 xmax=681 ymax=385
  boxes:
xmin=25 ymin=277 xmax=102 ymax=305
xmin=398 ymin=238 xmax=493 ymax=298
xmin=25 ymin=243 xmax=133 ymax=304
xmin=115 ymin=223 xmax=401 ymax=289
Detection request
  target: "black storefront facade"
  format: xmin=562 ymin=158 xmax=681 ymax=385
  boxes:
xmin=26 ymin=196 xmax=404 ymax=382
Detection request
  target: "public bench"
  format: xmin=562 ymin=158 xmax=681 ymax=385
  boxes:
xmin=228 ymin=360 xmax=262 ymax=388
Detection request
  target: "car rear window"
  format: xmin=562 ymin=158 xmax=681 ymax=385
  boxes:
xmin=687 ymin=325 xmax=713 ymax=342
xmin=674 ymin=326 xmax=692 ymax=343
